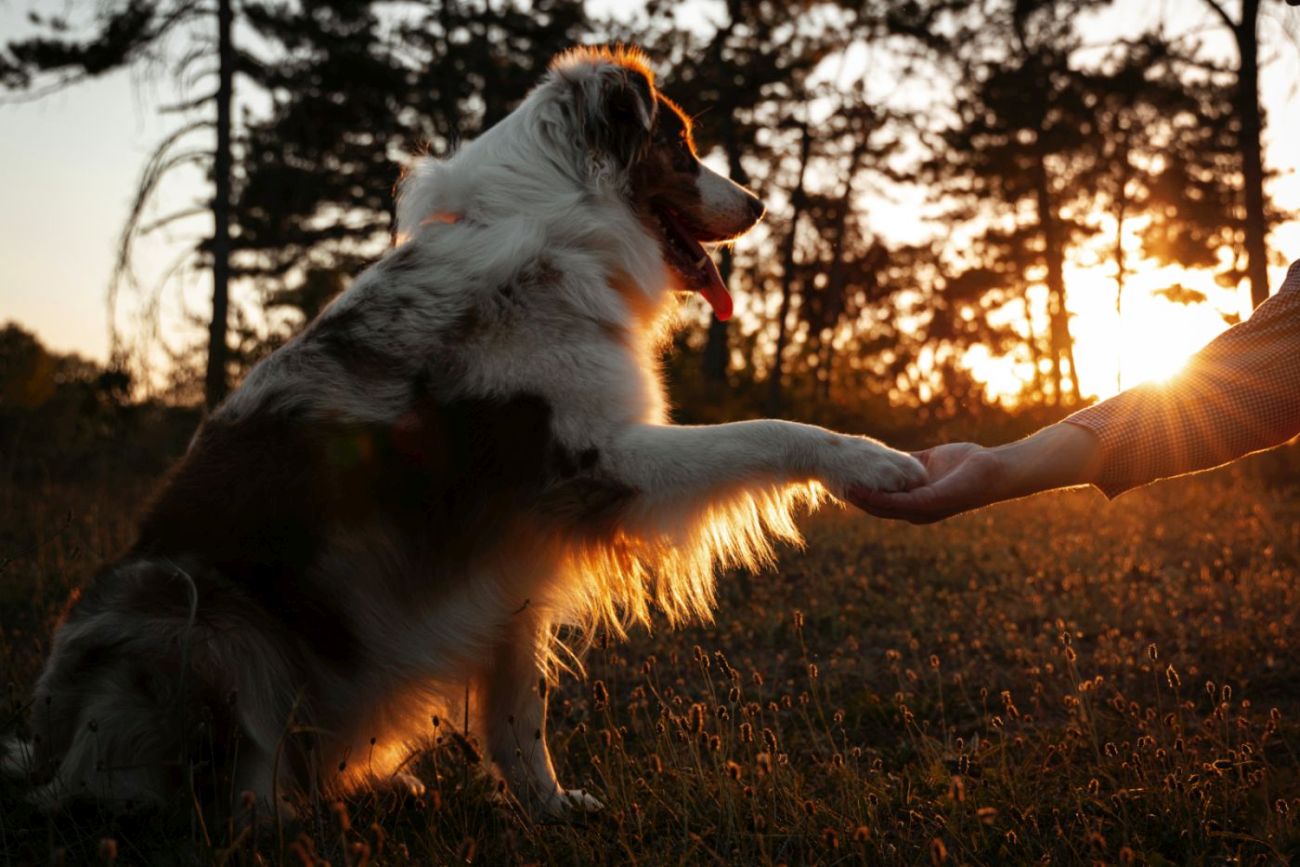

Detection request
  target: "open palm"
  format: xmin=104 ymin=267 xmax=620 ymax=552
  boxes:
xmin=848 ymin=442 xmax=1004 ymax=524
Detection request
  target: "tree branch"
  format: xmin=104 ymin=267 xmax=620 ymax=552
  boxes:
xmin=107 ymin=119 xmax=213 ymax=357
xmin=1200 ymin=0 xmax=1239 ymax=36
xmin=139 ymin=206 xmax=210 ymax=235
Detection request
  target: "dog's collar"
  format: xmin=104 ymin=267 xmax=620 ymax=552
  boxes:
xmin=395 ymin=212 xmax=464 ymax=246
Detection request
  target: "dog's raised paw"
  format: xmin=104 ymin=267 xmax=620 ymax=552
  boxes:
xmin=872 ymin=449 xmax=927 ymax=493
xmin=820 ymin=436 xmax=927 ymax=497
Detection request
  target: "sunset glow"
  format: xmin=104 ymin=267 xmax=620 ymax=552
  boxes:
xmin=963 ymin=255 xmax=1267 ymax=404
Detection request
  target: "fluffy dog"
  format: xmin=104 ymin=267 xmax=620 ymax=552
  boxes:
xmin=6 ymin=46 xmax=924 ymax=819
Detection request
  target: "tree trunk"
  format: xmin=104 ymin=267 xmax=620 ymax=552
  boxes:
xmin=703 ymin=119 xmax=752 ymax=384
xmin=1033 ymin=149 xmax=1076 ymax=405
xmin=1022 ymin=293 xmax=1044 ymax=397
xmin=205 ymin=0 xmax=234 ymax=410
xmin=1114 ymin=150 xmax=1130 ymax=395
xmin=1236 ymin=0 xmax=1270 ymax=309
xmin=1114 ymin=202 xmax=1126 ymax=395
xmin=766 ymin=122 xmax=812 ymax=416
xmin=819 ymin=133 xmax=867 ymax=405
xmin=820 ymin=335 xmax=834 ymax=401
xmin=701 ymin=15 xmax=742 ymax=386
xmin=1061 ymin=325 xmax=1080 ymax=403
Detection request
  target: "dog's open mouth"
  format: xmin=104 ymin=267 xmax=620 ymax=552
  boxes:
xmin=654 ymin=207 xmax=733 ymax=321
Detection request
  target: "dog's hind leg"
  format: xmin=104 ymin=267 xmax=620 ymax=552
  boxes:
xmin=25 ymin=662 xmax=182 ymax=813
xmin=481 ymin=609 xmax=601 ymax=820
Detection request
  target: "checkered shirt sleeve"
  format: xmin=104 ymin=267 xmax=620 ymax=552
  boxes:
xmin=1065 ymin=259 xmax=1300 ymax=498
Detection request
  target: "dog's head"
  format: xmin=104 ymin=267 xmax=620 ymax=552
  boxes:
xmin=548 ymin=47 xmax=765 ymax=321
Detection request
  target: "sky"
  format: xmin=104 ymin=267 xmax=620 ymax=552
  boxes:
xmin=1 ymin=0 xmax=1298 ymax=401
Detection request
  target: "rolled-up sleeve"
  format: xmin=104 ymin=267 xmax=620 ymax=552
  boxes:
xmin=1066 ymin=260 xmax=1300 ymax=498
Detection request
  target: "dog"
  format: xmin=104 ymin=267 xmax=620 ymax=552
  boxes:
xmin=5 ymin=46 xmax=925 ymax=820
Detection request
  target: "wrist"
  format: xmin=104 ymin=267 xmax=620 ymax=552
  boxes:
xmin=991 ymin=422 xmax=1102 ymax=500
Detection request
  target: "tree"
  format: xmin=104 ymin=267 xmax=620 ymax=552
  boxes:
xmin=1080 ymin=34 xmax=1240 ymax=390
xmin=236 ymin=0 xmax=589 ymax=337
xmin=893 ymin=0 xmax=1114 ymax=405
xmin=780 ymin=85 xmax=907 ymax=405
xmin=3 ymin=1 xmax=592 ymax=405
xmin=2 ymin=0 xmax=239 ymax=408
xmin=766 ymin=118 xmax=813 ymax=415
xmin=1194 ymin=0 xmax=1289 ymax=307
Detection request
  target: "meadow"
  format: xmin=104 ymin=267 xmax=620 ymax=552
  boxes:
xmin=3 ymin=458 xmax=1300 ymax=865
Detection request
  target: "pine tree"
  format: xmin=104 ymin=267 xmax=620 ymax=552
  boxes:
xmin=1196 ymin=0 xmax=1283 ymax=306
xmin=3 ymin=0 xmax=239 ymax=407
xmin=236 ymin=0 xmax=589 ymax=335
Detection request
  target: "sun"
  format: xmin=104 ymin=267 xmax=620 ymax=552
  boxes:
xmin=1067 ymin=263 xmax=1240 ymax=400
xmin=962 ymin=262 xmax=1245 ymax=405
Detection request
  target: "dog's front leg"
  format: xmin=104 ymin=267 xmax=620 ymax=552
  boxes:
xmin=483 ymin=610 xmax=601 ymax=820
xmin=605 ymin=420 xmax=925 ymax=517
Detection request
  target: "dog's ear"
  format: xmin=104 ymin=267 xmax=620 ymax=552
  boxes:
xmin=575 ymin=64 xmax=656 ymax=169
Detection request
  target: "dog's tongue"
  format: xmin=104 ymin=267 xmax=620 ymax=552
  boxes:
xmin=662 ymin=210 xmax=733 ymax=321
xmin=697 ymin=256 xmax=733 ymax=321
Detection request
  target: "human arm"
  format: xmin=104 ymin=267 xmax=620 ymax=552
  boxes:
xmin=1066 ymin=260 xmax=1300 ymax=497
xmin=854 ymin=260 xmax=1300 ymax=522
xmin=849 ymin=422 xmax=1102 ymax=523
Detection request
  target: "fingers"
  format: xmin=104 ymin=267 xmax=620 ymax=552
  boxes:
xmin=848 ymin=486 xmax=948 ymax=525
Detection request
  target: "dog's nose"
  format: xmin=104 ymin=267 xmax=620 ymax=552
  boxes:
xmin=747 ymin=195 xmax=766 ymax=222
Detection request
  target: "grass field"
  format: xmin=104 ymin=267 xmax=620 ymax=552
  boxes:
xmin=3 ymin=462 xmax=1300 ymax=865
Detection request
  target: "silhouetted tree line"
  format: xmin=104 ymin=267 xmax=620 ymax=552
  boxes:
xmin=0 ymin=323 xmax=199 ymax=484
xmin=2 ymin=0 xmax=1296 ymax=429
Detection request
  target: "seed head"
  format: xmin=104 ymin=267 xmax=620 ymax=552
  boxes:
xmin=689 ymin=704 xmax=706 ymax=735
xmin=97 ymin=839 xmax=118 ymax=863
xmin=332 ymin=800 xmax=351 ymax=832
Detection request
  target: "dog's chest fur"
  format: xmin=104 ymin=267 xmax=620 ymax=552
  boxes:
xmin=128 ymin=238 xmax=663 ymax=680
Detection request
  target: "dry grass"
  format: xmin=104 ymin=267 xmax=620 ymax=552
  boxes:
xmin=3 ymin=463 xmax=1300 ymax=865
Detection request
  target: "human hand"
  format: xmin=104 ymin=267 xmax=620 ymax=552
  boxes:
xmin=847 ymin=442 xmax=1005 ymax=523
xmin=848 ymin=423 xmax=1103 ymax=524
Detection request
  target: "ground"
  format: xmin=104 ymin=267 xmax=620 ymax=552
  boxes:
xmin=2 ymin=459 xmax=1300 ymax=865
